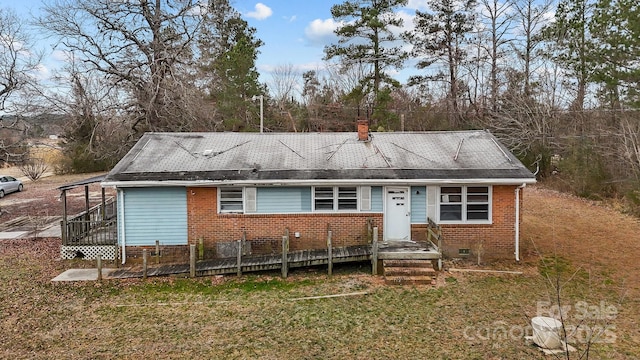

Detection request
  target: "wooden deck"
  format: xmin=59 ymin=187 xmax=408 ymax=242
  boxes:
xmin=108 ymin=245 xmax=372 ymax=279
xmin=102 ymin=222 xmax=443 ymax=279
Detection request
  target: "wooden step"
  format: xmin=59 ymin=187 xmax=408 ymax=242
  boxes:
xmin=384 ymin=275 xmax=437 ymax=286
xmin=383 ymin=266 xmax=437 ymax=277
xmin=382 ymin=259 xmax=438 ymax=285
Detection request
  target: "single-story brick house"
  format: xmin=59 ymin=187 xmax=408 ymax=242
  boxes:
xmin=102 ymin=121 xmax=536 ymax=265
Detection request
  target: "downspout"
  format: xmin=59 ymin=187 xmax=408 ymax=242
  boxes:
xmin=515 ymin=183 xmax=526 ymax=262
xmin=118 ymin=189 xmax=127 ymax=265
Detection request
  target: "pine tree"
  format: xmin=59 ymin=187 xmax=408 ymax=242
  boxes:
xmin=324 ymin=0 xmax=407 ymax=124
xmin=590 ymin=0 xmax=640 ymax=108
xmin=198 ymin=0 xmax=264 ymax=131
xmin=405 ymin=0 xmax=477 ymax=128
xmin=543 ymin=0 xmax=595 ymax=111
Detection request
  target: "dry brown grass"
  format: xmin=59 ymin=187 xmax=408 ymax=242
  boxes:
xmin=0 ymin=183 xmax=638 ymax=359
xmin=0 ymin=171 xmax=111 ymax=222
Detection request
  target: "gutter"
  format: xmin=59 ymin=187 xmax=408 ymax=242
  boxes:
xmin=102 ymin=178 xmax=538 ymax=188
xmin=515 ymin=183 xmax=526 ymax=262
xmin=118 ymin=189 xmax=127 ymax=265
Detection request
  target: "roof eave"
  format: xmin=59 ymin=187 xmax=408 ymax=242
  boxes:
xmin=102 ymin=177 xmax=536 ymax=188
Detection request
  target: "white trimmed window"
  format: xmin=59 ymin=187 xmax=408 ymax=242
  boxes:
xmin=219 ymin=187 xmax=244 ymax=213
xmin=438 ymin=186 xmax=491 ymax=223
xmin=313 ymin=186 xmax=359 ymax=211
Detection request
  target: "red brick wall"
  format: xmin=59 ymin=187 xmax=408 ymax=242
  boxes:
xmin=187 ymin=187 xmax=383 ymax=258
xmin=185 ymin=185 xmax=522 ymax=261
xmin=435 ymin=185 xmax=521 ymax=261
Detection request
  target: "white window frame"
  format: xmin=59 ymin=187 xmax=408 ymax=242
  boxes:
xmin=312 ymin=186 xmax=359 ymax=212
xmin=437 ymin=185 xmax=492 ymax=224
xmin=218 ymin=187 xmax=244 ymax=213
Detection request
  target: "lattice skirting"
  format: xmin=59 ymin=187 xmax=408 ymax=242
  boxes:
xmin=61 ymin=245 xmax=117 ymax=260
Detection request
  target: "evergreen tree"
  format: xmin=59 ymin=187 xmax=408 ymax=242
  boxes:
xmin=543 ymin=0 xmax=595 ymax=110
xmin=590 ymin=0 xmax=640 ymax=108
xmin=324 ymin=0 xmax=407 ymax=124
xmin=405 ymin=0 xmax=477 ymax=128
xmin=198 ymin=0 xmax=264 ymax=131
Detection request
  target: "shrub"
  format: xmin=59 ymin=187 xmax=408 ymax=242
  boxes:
xmin=19 ymin=158 xmax=49 ymax=181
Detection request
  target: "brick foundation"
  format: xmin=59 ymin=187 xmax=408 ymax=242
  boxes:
xmin=122 ymin=245 xmax=190 ymax=265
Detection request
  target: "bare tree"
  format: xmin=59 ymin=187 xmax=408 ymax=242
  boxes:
xmin=478 ymin=0 xmax=515 ymax=112
xmin=270 ymin=63 xmax=299 ymax=106
xmin=38 ymin=0 xmax=203 ymax=134
xmin=512 ymin=0 xmax=554 ymax=100
xmin=0 ymin=8 xmax=42 ymax=164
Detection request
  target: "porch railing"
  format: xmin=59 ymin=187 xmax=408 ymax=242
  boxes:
xmin=427 ymin=217 xmax=443 ymax=270
xmin=62 ymin=198 xmax=117 ymax=246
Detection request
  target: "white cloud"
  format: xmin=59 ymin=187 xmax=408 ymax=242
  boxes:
xmin=304 ymin=18 xmax=340 ymax=47
xmin=407 ymin=0 xmax=429 ymax=10
xmin=259 ymin=61 xmax=328 ymax=75
xmin=246 ymin=3 xmax=272 ymax=20
xmin=395 ymin=10 xmax=415 ymax=34
xmin=283 ymin=15 xmax=297 ymax=23
xmin=52 ymin=49 xmax=73 ymax=62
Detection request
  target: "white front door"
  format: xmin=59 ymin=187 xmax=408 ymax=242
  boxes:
xmin=384 ymin=187 xmax=410 ymax=241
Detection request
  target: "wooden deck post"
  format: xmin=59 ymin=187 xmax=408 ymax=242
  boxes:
xmin=61 ymin=190 xmax=67 ymax=245
xmin=101 ymin=188 xmax=106 ymax=222
xmin=189 ymin=244 xmax=196 ymax=278
xmin=84 ymin=185 xmax=90 ymax=235
xmin=155 ymin=240 xmax=160 ymax=264
xmin=96 ymin=254 xmax=102 ymax=282
xmin=281 ymin=235 xmax=289 ymax=278
xmin=371 ymin=227 xmax=379 ymax=275
xmin=142 ymin=249 xmax=148 ymax=279
xmin=236 ymin=239 xmax=242 ymax=276
xmin=327 ymin=229 xmax=333 ymax=276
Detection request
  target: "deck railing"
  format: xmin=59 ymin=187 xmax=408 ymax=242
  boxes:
xmin=427 ymin=217 xmax=443 ymax=270
xmin=62 ymin=198 xmax=117 ymax=246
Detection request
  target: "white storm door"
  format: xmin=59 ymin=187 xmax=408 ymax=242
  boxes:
xmin=384 ymin=187 xmax=410 ymax=241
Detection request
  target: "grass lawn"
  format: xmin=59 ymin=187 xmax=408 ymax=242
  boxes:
xmin=1 ymin=185 xmax=638 ymax=359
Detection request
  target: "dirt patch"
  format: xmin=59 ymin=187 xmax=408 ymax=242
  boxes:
xmin=0 ymin=171 xmax=113 ymax=223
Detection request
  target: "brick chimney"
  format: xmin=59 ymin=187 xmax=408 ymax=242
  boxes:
xmin=357 ymin=119 xmax=370 ymax=141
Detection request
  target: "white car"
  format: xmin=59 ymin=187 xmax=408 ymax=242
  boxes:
xmin=0 ymin=175 xmax=23 ymax=198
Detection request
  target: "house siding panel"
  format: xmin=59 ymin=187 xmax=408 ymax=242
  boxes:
xmin=122 ymin=187 xmax=187 ymax=246
xmin=256 ymin=187 xmax=310 ymax=213
xmin=427 ymin=186 xmax=437 ymax=222
xmin=371 ymin=186 xmax=383 ymax=212
xmin=410 ymin=186 xmax=427 ymax=223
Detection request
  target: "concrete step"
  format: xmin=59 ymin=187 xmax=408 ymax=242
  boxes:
xmin=382 ymin=259 xmax=435 ymax=268
xmin=383 ymin=266 xmax=437 ymax=277
xmin=384 ymin=275 xmax=437 ymax=286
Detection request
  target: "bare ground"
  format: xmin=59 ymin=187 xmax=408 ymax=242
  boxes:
xmin=0 ymin=171 xmax=111 ymax=224
xmin=0 ymin=180 xmax=639 ymax=358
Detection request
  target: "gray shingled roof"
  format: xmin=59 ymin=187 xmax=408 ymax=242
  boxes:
xmin=104 ymin=130 xmax=536 ymax=183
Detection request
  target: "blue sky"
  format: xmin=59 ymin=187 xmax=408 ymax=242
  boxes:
xmin=237 ymin=1 xmax=425 ymax=82
xmin=2 ymin=0 xmax=428 ymax=85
